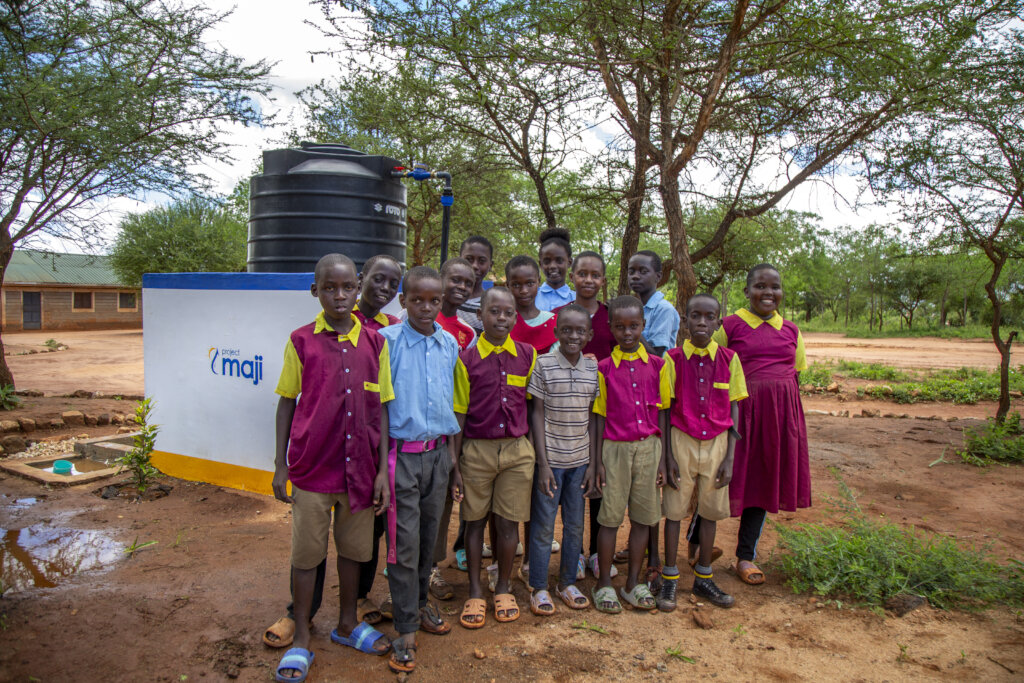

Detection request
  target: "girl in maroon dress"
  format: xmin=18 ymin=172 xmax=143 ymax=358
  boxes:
xmin=688 ymin=263 xmax=809 ymax=585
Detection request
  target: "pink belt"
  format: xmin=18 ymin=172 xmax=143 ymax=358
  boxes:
xmin=386 ymin=435 xmax=447 ymax=563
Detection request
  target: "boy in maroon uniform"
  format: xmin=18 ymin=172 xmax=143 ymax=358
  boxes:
xmin=271 ymin=254 xmax=394 ymax=682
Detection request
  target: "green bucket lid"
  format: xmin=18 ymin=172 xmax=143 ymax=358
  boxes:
xmin=52 ymin=459 xmax=73 ymax=475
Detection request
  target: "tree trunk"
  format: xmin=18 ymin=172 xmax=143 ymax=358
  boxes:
xmin=661 ymin=171 xmax=696 ymax=337
xmin=962 ymin=293 xmax=968 ymax=327
xmin=0 ymin=239 xmax=15 ymax=388
xmin=617 ymin=144 xmax=648 ymax=295
xmin=939 ymin=283 xmax=949 ymax=326
xmin=721 ymin=278 xmax=728 ymax=317
xmin=982 ymin=248 xmax=1015 ymax=422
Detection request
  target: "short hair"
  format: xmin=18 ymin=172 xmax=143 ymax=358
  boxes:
xmin=686 ymin=292 xmax=720 ymax=314
xmin=314 ymin=253 xmax=355 ymax=282
xmin=572 ymin=249 xmax=605 ymax=272
xmin=746 ymin=263 xmax=780 ymax=287
xmin=440 ymin=256 xmax=474 ymax=278
xmin=362 ymin=253 xmax=402 ymax=277
xmin=555 ymin=303 xmax=591 ymax=327
xmin=459 ymin=235 xmax=493 ymax=259
xmin=402 ymin=265 xmax=441 ymax=293
xmin=633 ymin=250 xmax=662 ymax=273
xmin=607 ymin=294 xmax=644 ymax=322
xmin=538 ymin=227 xmax=572 ymax=260
xmin=505 ymin=255 xmax=540 ymax=279
xmin=480 ymin=285 xmax=514 ymax=309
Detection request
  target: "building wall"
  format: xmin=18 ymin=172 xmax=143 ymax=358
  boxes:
xmin=1 ymin=286 xmax=142 ymax=331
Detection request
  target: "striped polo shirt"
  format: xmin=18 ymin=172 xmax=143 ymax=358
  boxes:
xmin=527 ymin=350 xmax=599 ymax=468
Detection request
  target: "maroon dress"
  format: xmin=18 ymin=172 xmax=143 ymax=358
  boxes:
xmin=714 ymin=309 xmax=810 ymax=516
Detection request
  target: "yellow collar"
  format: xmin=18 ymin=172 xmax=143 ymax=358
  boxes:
xmin=314 ymin=311 xmax=362 ymax=346
xmin=683 ymin=339 xmax=718 ymax=360
xmin=611 ymin=344 xmax=649 ymax=368
xmin=736 ymin=307 xmax=783 ymax=330
xmin=477 ymin=334 xmax=517 ymax=358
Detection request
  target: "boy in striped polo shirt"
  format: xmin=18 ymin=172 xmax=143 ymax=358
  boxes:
xmin=526 ymin=304 xmax=599 ymax=615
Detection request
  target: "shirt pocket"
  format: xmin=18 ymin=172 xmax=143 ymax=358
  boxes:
xmin=713 ymin=382 xmax=730 ymax=390
xmin=363 ymin=381 xmax=381 ymax=393
xmin=507 ymin=374 xmax=529 ymax=387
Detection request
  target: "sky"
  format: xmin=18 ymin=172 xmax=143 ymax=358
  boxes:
xmin=37 ymin=0 xmax=896 ymax=254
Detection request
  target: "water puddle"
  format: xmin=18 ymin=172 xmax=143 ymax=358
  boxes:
xmin=0 ymin=524 xmax=121 ymax=592
xmin=29 ymin=457 xmax=112 ymax=475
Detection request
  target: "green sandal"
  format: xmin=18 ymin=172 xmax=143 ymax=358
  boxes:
xmin=620 ymin=583 xmax=657 ymax=611
xmin=591 ymin=585 xmax=622 ymax=614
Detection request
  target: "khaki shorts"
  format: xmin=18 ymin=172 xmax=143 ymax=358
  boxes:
xmin=460 ymin=436 xmax=535 ymax=522
xmin=662 ymin=428 xmax=731 ymax=522
xmin=291 ymin=486 xmax=374 ymax=568
xmin=597 ymin=435 xmax=662 ymax=528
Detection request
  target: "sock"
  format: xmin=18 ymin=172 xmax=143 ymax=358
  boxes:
xmin=694 ymin=563 xmax=713 ymax=579
xmin=661 ymin=565 xmax=679 ymax=580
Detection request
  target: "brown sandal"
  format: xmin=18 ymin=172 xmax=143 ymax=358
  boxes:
xmin=262 ymin=616 xmax=295 ymax=648
xmin=736 ymin=561 xmax=766 ymax=585
xmin=459 ymin=598 xmax=487 ymax=629
xmin=357 ymin=598 xmax=383 ymax=625
xmin=494 ymin=592 xmax=520 ymax=622
xmin=688 ymin=546 xmax=724 ymax=568
xmin=419 ymin=603 xmax=452 ymax=635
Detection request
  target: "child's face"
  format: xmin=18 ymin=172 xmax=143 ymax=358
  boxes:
xmin=312 ymin=262 xmax=360 ymax=322
xmin=744 ymin=268 xmax=783 ymax=318
xmin=627 ymin=254 xmax=660 ymax=296
xmin=571 ymin=255 xmax=605 ymax=300
xmin=401 ymin=277 xmax=444 ymax=336
xmin=685 ymin=297 xmax=720 ymax=348
xmin=539 ymin=242 xmax=570 ymax=288
xmin=555 ymin=309 xmax=593 ymax=357
xmin=610 ymin=306 xmax=645 ymax=352
xmin=442 ymin=263 xmax=475 ymax=308
xmin=460 ymin=243 xmax=492 ymax=288
xmin=361 ymin=259 xmax=402 ymax=311
xmin=506 ymin=265 xmax=540 ymax=311
xmin=480 ymin=289 xmax=517 ymax=341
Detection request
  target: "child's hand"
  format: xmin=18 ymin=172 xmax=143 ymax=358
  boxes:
xmin=595 ymin=464 xmax=606 ymax=493
xmin=538 ymin=464 xmax=557 ymax=498
xmin=373 ymin=471 xmax=389 ymax=515
xmin=272 ymin=468 xmax=293 ymax=504
xmin=714 ymin=459 xmax=734 ymax=489
xmin=450 ymin=470 xmax=464 ymax=502
xmin=665 ymin=454 xmax=680 ymax=490
xmin=583 ymin=353 xmax=597 ymax=361
xmin=656 ymin=462 xmax=667 ymax=488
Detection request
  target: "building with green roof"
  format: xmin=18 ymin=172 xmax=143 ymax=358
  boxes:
xmin=2 ymin=249 xmax=141 ymax=331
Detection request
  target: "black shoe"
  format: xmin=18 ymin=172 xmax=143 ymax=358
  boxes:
xmin=692 ymin=576 xmax=734 ymax=608
xmin=657 ymin=577 xmax=678 ymax=612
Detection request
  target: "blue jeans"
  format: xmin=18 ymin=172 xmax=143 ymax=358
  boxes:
xmin=528 ymin=463 xmax=587 ymax=590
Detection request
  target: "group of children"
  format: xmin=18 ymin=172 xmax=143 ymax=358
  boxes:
xmin=267 ymin=228 xmax=810 ymax=682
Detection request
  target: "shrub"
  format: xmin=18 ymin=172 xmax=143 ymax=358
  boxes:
xmin=801 ymin=362 xmax=835 ymax=389
xmin=835 ymin=360 xmax=910 ymax=382
xmin=958 ymin=412 xmax=1024 ymax=466
xmin=117 ymin=398 xmax=160 ymax=493
xmin=774 ymin=471 xmax=1024 ymax=609
xmin=857 ymin=366 xmax=1024 ymax=404
xmin=0 ymin=384 xmax=21 ymax=410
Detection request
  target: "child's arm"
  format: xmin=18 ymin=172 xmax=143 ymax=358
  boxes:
xmin=663 ymin=412 xmax=679 ymax=490
xmin=373 ymin=408 xmax=390 ymax=515
xmin=529 ymin=397 xmax=557 ymax=497
xmin=272 ymin=396 xmax=297 ymax=504
xmin=657 ymin=408 xmax=670 ymax=487
xmin=450 ymin=413 xmax=466 ymax=502
xmin=583 ymin=409 xmax=603 ymax=495
xmin=716 ymin=401 xmax=740 ymax=489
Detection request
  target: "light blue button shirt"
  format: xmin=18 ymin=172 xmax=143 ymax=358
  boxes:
xmin=535 ymin=282 xmax=575 ymax=312
xmin=379 ymin=321 xmax=460 ymax=441
xmin=643 ymin=290 xmax=680 ymax=352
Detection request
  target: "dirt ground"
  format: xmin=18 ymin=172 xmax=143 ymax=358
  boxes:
xmin=804 ymin=332 xmax=1021 ymax=370
xmin=3 ymin=329 xmax=144 ymax=396
xmin=1 ymin=331 xmax=1023 ymax=682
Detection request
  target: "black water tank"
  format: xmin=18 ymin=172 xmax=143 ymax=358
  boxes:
xmin=247 ymin=142 xmax=407 ymax=273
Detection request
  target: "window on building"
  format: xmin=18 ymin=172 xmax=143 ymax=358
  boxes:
xmin=118 ymin=292 xmax=137 ymax=310
xmin=72 ymin=292 xmax=93 ymax=311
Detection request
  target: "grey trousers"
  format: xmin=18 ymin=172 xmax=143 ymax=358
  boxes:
xmin=386 ymin=443 xmax=449 ymax=634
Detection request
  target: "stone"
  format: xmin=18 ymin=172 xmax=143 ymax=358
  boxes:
xmin=84 ymin=414 xmax=98 ymax=426
xmin=49 ymin=419 xmax=65 ymax=429
xmin=1 ymin=435 xmax=27 ymax=453
xmin=692 ymin=609 xmax=714 ymax=630
xmin=117 ymin=426 xmax=135 ymax=434
xmin=110 ymin=414 xmax=125 ymax=425
xmin=17 ymin=417 xmax=36 ymax=432
xmin=15 ymin=389 xmax=43 ymax=397
xmin=68 ymin=389 xmax=93 ymax=398
xmin=944 ymin=416 xmax=958 ymax=422
xmin=885 ymin=593 xmax=926 ymax=617
xmin=861 ymin=409 xmax=881 ymax=418
xmin=0 ymin=420 xmax=20 ymax=433
xmin=826 ymin=382 xmax=840 ymax=393
xmin=97 ymin=413 xmax=111 ymax=426
xmin=61 ymin=410 xmax=85 ymax=426
xmin=1010 ymin=390 xmax=1023 ymax=398
xmin=805 ymin=409 xmax=830 ymax=416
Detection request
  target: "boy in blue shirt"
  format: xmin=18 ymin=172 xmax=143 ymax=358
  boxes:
xmin=380 ymin=266 xmax=461 ymax=674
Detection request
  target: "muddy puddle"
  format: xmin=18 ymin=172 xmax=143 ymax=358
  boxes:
xmin=1 ymin=496 xmax=121 ymax=592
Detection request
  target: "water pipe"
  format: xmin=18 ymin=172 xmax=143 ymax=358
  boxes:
xmin=391 ymin=163 xmax=454 ymax=268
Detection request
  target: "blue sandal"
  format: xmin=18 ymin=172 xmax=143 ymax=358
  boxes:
xmin=454 ymin=548 xmax=468 ymax=571
xmin=275 ymin=647 xmax=313 ymax=682
xmin=330 ymin=622 xmax=390 ymax=656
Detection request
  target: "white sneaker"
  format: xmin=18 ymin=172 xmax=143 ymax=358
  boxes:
xmin=587 ymin=553 xmax=617 ymax=578
xmin=481 ymin=542 xmax=493 ymax=558
xmin=551 ymin=540 xmax=560 ymax=553
xmin=515 ymin=541 xmax=524 ymax=556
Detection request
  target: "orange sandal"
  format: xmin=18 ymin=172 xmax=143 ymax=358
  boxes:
xmin=494 ymin=592 xmax=520 ymax=622
xmin=688 ymin=546 xmax=724 ymax=568
xmin=459 ymin=598 xmax=487 ymax=629
xmin=736 ymin=561 xmax=766 ymax=585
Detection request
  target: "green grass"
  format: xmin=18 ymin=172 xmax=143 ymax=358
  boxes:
xmin=857 ymin=366 xmax=1024 ymax=404
xmin=801 ymin=319 xmax=995 ymax=340
xmin=774 ymin=471 xmax=1024 ymax=610
xmin=801 ymin=361 xmax=835 ymax=388
xmin=958 ymin=412 xmax=1024 ymax=466
xmin=0 ymin=384 xmax=20 ymax=411
xmin=835 ymin=360 xmax=911 ymax=382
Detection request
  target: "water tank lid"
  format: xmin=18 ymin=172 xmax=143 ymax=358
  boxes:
xmin=287 ymin=159 xmax=381 ymax=177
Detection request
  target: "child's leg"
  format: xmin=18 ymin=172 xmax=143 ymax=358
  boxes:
xmin=284 ymin=557 xmax=326 ymax=622
xmin=588 ymin=497 xmax=601 ymax=556
xmin=465 ymin=518 xmax=488 ymax=599
xmin=663 ymin=519 xmax=681 ymax=569
xmin=432 ymin=473 xmax=454 ymax=568
xmin=596 ymin=525 xmax=618 ymax=588
xmin=357 ymin=515 xmax=385 ymax=599
xmin=492 ymin=514 xmax=519 ymax=594
xmin=736 ymin=506 xmax=767 ymax=562
xmin=522 ymin=520 xmax=531 ymax=565
xmin=528 ymin=468 xmax=560 ymax=592
xmin=556 ymin=465 xmax=586 ymax=588
xmin=336 ymin=555 xmax=361 ymax=636
xmin=291 ymin=566 xmax=318 ymax=651
xmin=387 ymin=449 xmax=425 ymax=640
xmin=416 ymin=445 xmax=450 ymax=611
xmin=698 ymin=517 xmax=717 ymax=567
xmin=624 ymin=522 xmax=649 ymax=591
xmin=686 ymin=513 xmax=703 ymax=558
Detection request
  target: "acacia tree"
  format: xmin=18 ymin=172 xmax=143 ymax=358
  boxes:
xmin=0 ymin=0 xmax=270 ymax=386
xmin=868 ymin=32 xmax=1024 ymax=420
